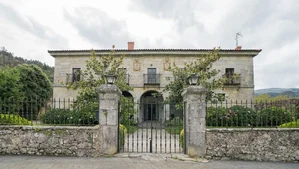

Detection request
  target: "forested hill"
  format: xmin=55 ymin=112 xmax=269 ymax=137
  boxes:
xmin=0 ymin=47 xmax=54 ymax=82
xmin=255 ymin=88 xmax=299 ymax=98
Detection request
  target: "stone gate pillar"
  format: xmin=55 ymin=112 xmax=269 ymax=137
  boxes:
xmin=96 ymin=84 xmax=121 ymax=155
xmin=182 ymin=85 xmax=207 ymax=157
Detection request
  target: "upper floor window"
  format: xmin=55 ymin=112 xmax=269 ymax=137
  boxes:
xmin=118 ymin=68 xmax=129 ymax=84
xmin=147 ymin=68 xmax=157 ymax=84
xmin=225 ymin=68 xmax=234 ymax=77
xmin=72 ymin=68 xmax=81 ymax=82
xmin=118 ymin=68 xmax=127 ymax=74
xmin=224 ymin=68 xmax=241 ymax=85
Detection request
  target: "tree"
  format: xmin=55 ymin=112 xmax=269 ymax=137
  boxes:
xmin=66 ymin=50 xmax=134 ymax=123
xmin=0 ymin=67 xmax=24 ymax=112
xmin=67 ymin=50 xmax=132 ymax=102
xmin=164 ymin=48 xmax=227 ymax=107
xmin=15 ymin=64 xmax=52 ymax=101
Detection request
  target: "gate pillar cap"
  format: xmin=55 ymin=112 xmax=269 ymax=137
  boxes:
xmin=182 ymin=85 xmax=207 ymax=97
xmin=96 ymin=84 xmax=121 ymax=95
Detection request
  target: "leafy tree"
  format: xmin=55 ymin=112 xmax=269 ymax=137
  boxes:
xmin=164 ymin=48 xmax=227 ymax=107
xmin=66 ymin=50 xmax=134 ymax=122
xmin=0 ymin=67 xmax=24 ymax=112
xmin=13 ymin=64 xmax=52 ymax=119
xmin=15 ymin=64 xmax=52 ymax=101
xmin=0 ymin=47 xmax=54 ymax=82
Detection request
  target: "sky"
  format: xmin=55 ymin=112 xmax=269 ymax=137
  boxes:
xmin=0 ymin=0 xmax=298 ymax=90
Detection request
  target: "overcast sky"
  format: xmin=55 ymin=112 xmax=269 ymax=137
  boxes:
xmin=0 ymin=0 xmax=298 ymax=89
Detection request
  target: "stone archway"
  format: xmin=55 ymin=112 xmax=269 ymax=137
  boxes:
xmin=140 ymin=90 xmax=163 ymax=122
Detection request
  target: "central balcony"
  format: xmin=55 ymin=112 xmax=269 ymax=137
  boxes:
xmin=143 ymin=74 xmax=161 ymax=86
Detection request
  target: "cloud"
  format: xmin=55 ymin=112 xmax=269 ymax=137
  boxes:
xmin=0 ymin=2 xmax=68 ymax=49
xmin=63 ymin=7 xmax=130 ymax=48
xmin=129 ymin=0 xmax=299 ymax=89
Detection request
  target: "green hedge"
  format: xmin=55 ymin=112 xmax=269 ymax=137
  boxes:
xmin=41 ymin=109 xmax=97 ymax=125
xmin=0 ymin=114 xmax=31 ymax=125
xmin=259 ymin=107 xmax=293 ymax=126
xmin=207 ymin=105 xmax=297 ymax=127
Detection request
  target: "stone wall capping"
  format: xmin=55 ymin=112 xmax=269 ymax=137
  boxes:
xmin=207 ymin=128 xmax=299 ymax=132
xmin=0 ymin=125 xmax=99 ymax=130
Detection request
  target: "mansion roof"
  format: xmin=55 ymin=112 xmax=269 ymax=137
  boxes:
xmin=48 ymin=48 xmax=262 ymax=57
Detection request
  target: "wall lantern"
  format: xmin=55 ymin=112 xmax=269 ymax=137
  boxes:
xmin=188 ymin=74 xmax=199 ymax=85
xmin=105 ymin=74 xmax=117 ymax=84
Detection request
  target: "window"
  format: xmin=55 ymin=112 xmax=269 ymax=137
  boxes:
xmin=118 ymin=68 xmax=127 ymax=74
xmin=225 ymin=68 xmax=234 ymax=78
xmin=118 ymin=68 xmax=129 ymax=84
xmin=147 ymin=68 xmax=157 ymax=84
xmin=72 ymin=68 xmax=81 ymax=82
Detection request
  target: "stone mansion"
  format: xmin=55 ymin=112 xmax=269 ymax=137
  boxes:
xmin=48 ymin=42 xmax=261 ymax=121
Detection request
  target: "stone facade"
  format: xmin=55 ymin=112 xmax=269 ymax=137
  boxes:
xmin=206 ymin=128 xmax=299 ymax=162
xmin=49 ymin=48 xmax=261 ymax=122
xmin=0 ymin=126 xmax=101 ymax=157
xmin=49 ymin=49 xmax=260 ymax=102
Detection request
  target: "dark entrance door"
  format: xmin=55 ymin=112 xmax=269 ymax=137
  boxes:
xmin=146 ymin=103 xmax=157 ymax=121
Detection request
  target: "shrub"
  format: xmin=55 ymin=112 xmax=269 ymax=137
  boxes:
xmin=207 ymin=106 xmax=257 ymax=127
xmin=0 ymin=114 xmax=31 ymax=125
xmin=206 ymin=107 xmax=227 ymax=126
xmin=279 ymin=119 xmax=299 ymax=128
xmin=179 ymin=129 xmax=184 ymax=148
xmin=119 ymin=124 xmax=127 ymax=148
xmin=258 ymin=107 xmax=292 ymax=127
xmin=41 ymin=108 xmax=97 ymax=125
xmin=227 ymin=105 xmax=257 ymax=127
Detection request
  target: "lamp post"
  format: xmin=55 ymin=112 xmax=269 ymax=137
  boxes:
xmin=187 ymin=74 xmax=199 ymax=85
xmin=104 ymin=74 xmax=117 ymax=84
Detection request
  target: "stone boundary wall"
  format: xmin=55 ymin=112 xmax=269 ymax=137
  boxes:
xmin=206 ymin=128 xmax=299 ymax=162
xmin=0 ymin=126 xmax=102 ymax=157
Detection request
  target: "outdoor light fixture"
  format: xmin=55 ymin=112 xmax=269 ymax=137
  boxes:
xmin=105 ymin=74 xmax=117 ymax=84
xmin=188 ymin=74 xmax=199 ymax=85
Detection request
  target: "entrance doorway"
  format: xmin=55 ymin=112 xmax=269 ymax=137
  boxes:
xmin=140 ymin=90 xmax=163 ymax=122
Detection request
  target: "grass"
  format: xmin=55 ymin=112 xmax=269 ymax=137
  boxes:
xmin=165 ymin=125 xmax=183 ymax=134
xmin=279 ymin=119 xmax=299 ymax=128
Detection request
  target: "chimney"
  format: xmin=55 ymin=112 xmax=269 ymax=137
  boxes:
xmin=128 ymin=42 xmax=134 ymax=50
xmin=235 ymin=46 xmax=242 ymax=50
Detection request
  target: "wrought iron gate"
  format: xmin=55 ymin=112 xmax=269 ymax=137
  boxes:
xmin=118 ymin=102 xmax=184 ymax=153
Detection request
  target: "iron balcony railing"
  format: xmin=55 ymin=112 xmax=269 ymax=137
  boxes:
xmin=66 ymin=73 xmax=83 ymax=83
xmin=223 ymin=73 xmax=241 ymax=85
xmin=143 ymin=74 xmax=161 ymax=85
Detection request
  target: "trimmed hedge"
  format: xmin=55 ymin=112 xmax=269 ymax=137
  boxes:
xmin=41 ymin=109 xmax=97 ymax=125
xmin=259 ymin=106 xmax=293 ymax=127
xmin=0 ymin=114 xmax=31 ymax=125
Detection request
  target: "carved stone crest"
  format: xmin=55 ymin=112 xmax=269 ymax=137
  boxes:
xmin=164 ymin=57 xmax=171 ymax=71
xmin=133 ymin=58 xmax=140 ymax=71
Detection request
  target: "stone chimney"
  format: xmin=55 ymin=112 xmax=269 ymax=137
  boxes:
xmin=235 ymin=46 xmax=242 ymax=50
xmin=128 ymin=42 xmax=134 ymax=50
